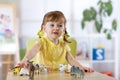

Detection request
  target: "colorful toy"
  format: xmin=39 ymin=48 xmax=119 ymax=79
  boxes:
xmin=11 ymin=66 xmax=21 ymax=75
xmin=93 ymin=46 xmax=105 ymax=60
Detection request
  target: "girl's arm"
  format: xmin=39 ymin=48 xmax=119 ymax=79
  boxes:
xmin=66 ymin=51 xmax=94 ymax=72
xmin=21 ymin=43 xmax=40 ymax=63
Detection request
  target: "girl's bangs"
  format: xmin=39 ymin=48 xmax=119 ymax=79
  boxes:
xmin=46 ymin=16 xmax=65 ymax=23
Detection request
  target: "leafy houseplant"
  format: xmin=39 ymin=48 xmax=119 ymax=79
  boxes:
xmin=81 ymin=0 xmax=117 ymax=39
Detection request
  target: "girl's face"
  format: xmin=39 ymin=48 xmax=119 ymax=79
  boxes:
xmin=43 ymin=21 xmax=65 ymax=40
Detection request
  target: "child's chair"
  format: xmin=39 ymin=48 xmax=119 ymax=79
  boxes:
xmin=67 ymin=37 xmax=77 ymax=58
xmin=26 ymin=37 xmax=77 ymax=63
xmin=26 ymin=38 xmax=39 ymax=63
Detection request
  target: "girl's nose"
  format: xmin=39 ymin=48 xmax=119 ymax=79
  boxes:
xmin=54 ymin=25 xmax=59 ymax=30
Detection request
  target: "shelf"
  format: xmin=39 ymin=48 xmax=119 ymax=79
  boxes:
xmin=73 ymin=34 xmax=118 ymax=80
xmin=92 ymin=60 xmax=115 ymax=63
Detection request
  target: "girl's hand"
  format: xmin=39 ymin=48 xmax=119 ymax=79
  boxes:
xmin=18 ymin=59 xmax=28 ymax=68
xmin=82 ymin=66 xmax=94 ymax=73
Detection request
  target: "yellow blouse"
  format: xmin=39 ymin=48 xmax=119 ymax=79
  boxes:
xmin=35 ymin=37 xmax=70 ymax=71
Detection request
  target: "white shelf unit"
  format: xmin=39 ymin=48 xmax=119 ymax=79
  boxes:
xmin=74 ymin=34 xmax=118 ymax=80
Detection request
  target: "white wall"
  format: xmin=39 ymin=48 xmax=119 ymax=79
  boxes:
xmin=18 ymin=0 xmax=120 ymax=48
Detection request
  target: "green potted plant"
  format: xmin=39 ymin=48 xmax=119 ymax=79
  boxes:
xmin=81 ymin=0 xmax=117 ymax=39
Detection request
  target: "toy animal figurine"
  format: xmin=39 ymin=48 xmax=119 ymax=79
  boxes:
xmin=27 ymin=61 xmax=35 ymax=80
xmin=19 ymin=67 xmax=29 ymax=76
xmin=11 ymin=66 xmax=21 ymax=75
xmin=70 ymin=66 xmax=84 ymax=79
xmin=39 ymin=64 xmax=47 ymax=73
xmin=33 ymin=64 xmax=40 ymax=74
xmin=70 ymin=66 xmax=76 ymax=76
xmin=75 ymin=67 xmax=84 ymax=79
xmin=58 ymin=64 xmax=67 ymax=72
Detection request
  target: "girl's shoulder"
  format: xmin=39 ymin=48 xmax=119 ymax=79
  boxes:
xmin=59 ymin=38 xmax=68 ymax=46
xmin=36 ymin=37 xmax=46 ymax=44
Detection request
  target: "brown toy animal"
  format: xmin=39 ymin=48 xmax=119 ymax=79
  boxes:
xmin=27 ymin=61 xmax=35 ymax=80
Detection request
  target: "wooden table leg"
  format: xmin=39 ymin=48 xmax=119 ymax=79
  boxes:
xmin=0 ymin=54 xmax=14 ymax=80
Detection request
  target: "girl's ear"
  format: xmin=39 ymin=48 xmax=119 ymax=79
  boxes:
xmin=64 ymin=27 xmax=66 ymax=33
xmin=62 ymin=28 xmax=66 ymax=36
xmin=43 ymin=25 xmax=46 ymax=32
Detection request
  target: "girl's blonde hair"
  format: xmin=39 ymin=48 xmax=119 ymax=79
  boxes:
xmin=38 ymin=11 xmax=70 ymax=43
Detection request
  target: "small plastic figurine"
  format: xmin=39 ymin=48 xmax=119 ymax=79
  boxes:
xmin=70 ymin=66 xmax=76 ymax=76
xmin=33 ymin=64 xmax=40 ymax=74
xmin=58 ymin=64 xmax=67 ymax=72
xmin=19 ymin=66 xmax=29 ymax=76
xmin=39 ymin=64 xmax=47 ymax=73
xmin=70 ymin=66 xmax=84 ymax=79
xmin=27 ymin=61 xmax=35 ymax=80
xmin=11 ymin=66 xmax=21 ymax=75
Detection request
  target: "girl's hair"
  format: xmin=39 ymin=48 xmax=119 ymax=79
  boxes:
xmin=38 ymin=10 xmax=70 ymax=43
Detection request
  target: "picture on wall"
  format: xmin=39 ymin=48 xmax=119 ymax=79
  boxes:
xmin=0 ymin=4 xmax=17 ymax=52
xmin=0 ymin=4 xmax=16 ymax=44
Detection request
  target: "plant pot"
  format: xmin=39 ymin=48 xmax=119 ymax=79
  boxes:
xmin=85 ymin=21 xmax=98 ymax=34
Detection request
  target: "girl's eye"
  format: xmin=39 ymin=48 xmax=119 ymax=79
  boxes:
xmin=58 ymin=25 xmax=62 ymax=27
xmin=50 ymin=24 xmax=54 ymax=27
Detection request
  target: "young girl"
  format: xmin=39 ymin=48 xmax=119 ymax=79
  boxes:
xmin=20 ymin=11 xmax=93 ymax=72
